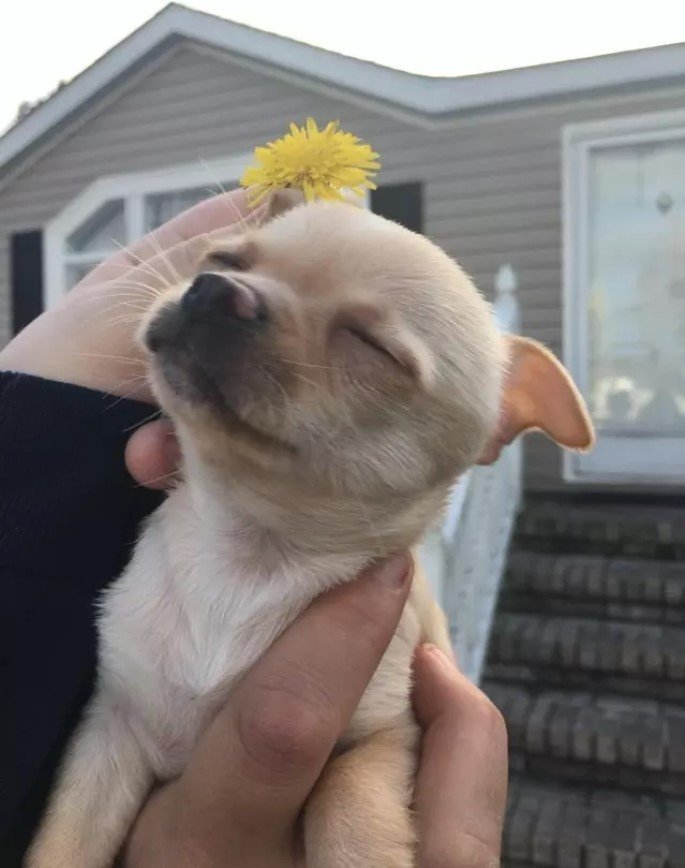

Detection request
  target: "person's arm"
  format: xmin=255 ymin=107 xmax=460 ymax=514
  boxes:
xmin=0 ymin=192 xmax=256 ymax=863
xmin=0 ymin=373 xmax=164 ymax=862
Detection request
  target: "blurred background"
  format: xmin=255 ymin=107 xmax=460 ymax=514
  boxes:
xmin=1 ymin=2 xmax=684 ymax=862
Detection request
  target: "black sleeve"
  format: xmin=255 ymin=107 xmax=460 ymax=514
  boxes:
xmin=0 ymin=371 xmax=164 ymax=864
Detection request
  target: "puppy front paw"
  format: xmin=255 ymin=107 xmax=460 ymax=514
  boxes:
xmin=305 ymin=810 xmax=416 ymax=868
xmin=303 ymin=732 xmax=417 ymax=868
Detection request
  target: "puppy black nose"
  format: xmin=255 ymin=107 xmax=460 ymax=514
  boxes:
xmin=182 ymin=273 xmax=267 ymax=323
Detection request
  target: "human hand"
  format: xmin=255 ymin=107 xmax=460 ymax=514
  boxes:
xmin=0 ymin=188 xmax=264 ymax=488
xmin=121 ymin=556 xmax=507 ymax=867
xmin=413 ymin=644 xmax=508 ymax=866
xmin=121 ymin=554 xmax=413 ymax=867
xmin=0 ymin=189 xmax=263 ymax=404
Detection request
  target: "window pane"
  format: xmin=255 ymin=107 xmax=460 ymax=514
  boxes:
xmin=145 ymin=183 xmax=234 ymax=232
xmin=65 ymin=261 xmax=98 ymax=289
xmin=66 ymin=199 xmax=126 ymax=254
xmin=587 ymin=138 xmax=685 ymax=437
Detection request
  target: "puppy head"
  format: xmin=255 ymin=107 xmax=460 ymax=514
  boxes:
xmin=140 ymin=195 xmax=592 ymax=513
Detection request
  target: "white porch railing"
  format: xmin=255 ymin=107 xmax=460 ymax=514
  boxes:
xmin=420 ymin=264 xmax=523 ymax=683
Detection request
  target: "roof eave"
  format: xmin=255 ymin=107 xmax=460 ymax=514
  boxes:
xmin=2 ymin=2 xmax=685 ymax=170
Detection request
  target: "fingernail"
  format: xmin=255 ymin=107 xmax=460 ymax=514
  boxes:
xmin=423 ymin=642 xmax=458 ymax=671
xmin=372 ymin=552 xmax=412 ymax=588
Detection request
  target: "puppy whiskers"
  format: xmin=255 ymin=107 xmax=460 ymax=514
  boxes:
xmin=123 ymin=408 xmax=164 ymax=433
xmin=133 ymin=467 xmax=182 ymax=490
xmin=112 ymin=240 xmax=172 ymax=287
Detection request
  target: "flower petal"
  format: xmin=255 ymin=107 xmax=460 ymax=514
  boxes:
xmin=240 ymin=120 xmax=380 ymax=203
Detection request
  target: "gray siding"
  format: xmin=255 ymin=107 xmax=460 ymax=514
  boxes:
xmin=2 ymin=43 xmax=685 ymax=490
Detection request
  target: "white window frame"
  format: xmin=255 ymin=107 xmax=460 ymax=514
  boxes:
xmin=44 ymin=154 xmax=252 ymax=308
xmin=562 ymin=107 xmax=685 ymax=483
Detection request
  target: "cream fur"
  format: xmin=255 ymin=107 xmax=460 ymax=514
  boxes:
xmin=28 ymin=201 xmax=507 ymax=868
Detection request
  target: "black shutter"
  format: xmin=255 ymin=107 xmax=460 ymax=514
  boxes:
xmin=10 ymin=230 xmax=44 ymax=335
xmin=370 ymin=182 xmax=423 ymax=234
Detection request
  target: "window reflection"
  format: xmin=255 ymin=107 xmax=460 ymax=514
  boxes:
xmin=587 ymin=139 xmax=685 ymax=436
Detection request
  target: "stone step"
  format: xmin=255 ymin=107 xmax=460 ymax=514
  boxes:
xmin=486 ymin=613 xmax=685 ymax=701
xmin=502 ymin=552 xmax=685 ymax=625
xmin=484 ymin=683 xmax=685 ymax=797
xmin=516 ymin=500 xmax=685 ymax=560
xmin=503 ymin=777 xmax=685 ymax=866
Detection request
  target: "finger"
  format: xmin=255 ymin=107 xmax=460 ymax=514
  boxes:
xmin=34 ymin=225 xmax=254 ymax=404
xmin=75 ymin=231 xmax=215 ymax=299
xmin=177 ymin=554 xmax=413 ymax=858
xmin=413 ymin=645 xmax=508 ymax=867
xmin=125 ymin=419 xmax=180 ymax=489
xmin=6 ymin=233 xmax=217 ymax=403
xmin=79 ymin=189 xmax=264 ymax=288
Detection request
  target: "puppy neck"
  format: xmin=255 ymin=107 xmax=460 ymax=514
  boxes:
xmin=182 ymin=459 xmax=448 ymax=574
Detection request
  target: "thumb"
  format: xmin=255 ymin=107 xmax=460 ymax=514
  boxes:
xmin=170 ymin=555 xmax=413 ymax=860
xmin=125 ymin=418 xmax=180 ymax=489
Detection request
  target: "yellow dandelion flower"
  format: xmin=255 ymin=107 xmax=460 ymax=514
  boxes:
xmin=240 ymin=118 xmax=381 ymax=205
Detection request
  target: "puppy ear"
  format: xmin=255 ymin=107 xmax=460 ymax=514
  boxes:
xmin=478 ymin=335 xmax=594 ymax=465
xmin=266 ymin=188 xmax=306 ymax=219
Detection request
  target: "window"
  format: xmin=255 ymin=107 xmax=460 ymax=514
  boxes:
xmin=370 ymin=183 xmax=423 ymax=233
xmin=63 ymin=199 xmax=127 ymax=288
xmin=144 ymin=186 xmax=213 ymax=232
xmin=563 ymin=110 xmax=685 ymax=482
xmin=44 ymin=155 xmax=250 ymax=307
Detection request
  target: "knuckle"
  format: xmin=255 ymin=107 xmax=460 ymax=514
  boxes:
xmin=237 ymin=678 xmax=335 ymax=774
xmin=340 ymin=593 xmax=396 ymax=650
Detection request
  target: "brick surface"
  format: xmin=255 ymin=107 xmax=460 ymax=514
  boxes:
xmin=489 ymin=613 xmax=685 ymax=697
xmin=619 ymin=716 xmax=644 ymax=767
xmin=667 ymin=636 xmax=685 ymax=680
xmin=560 ymin=620 xmax=580 ymax=667
xmin=527 ymin=695 xmax=556 ymax=754
xmin=585 ymin=804 xmax=613 ymax=868
xmin=557 ymin=803 xmax=586 ymax=868
xmin=503 ymin=779 xmax=685 ymax=866
xmin=667 ymin=825 xmax=685 ymax=865
xmin=595 ymin=714 xmax=618 ymax=765
xmin=638 ymin=816 xmax=668 ymax=867
xmin=642 ymin=718 xmax=667 ymax=772
xmin=507 ymin=801 xmax=535 ymax=861
xmin=666 ymin=713 xmax=685 ymax=773
xmin=491 ymin=500 xmax=685 ymax=864
xmin=532 ymin=796 xmax=564 ymax=865
xmin=621 ymin=628 xmax=642 ymax=676
xmin=485 ymin=683 xmax=685 ymax=793
xmin=549 ymin=702 xmax=576 ymax=759
xmin=612 ymin=809 xmax=640 ymax=867
xmin=578 ymin=622 xmax=599 ymax=670
xmin=515 ymin=501 xmax=684 ymax=560
xmin=572 ymin=705 xmax=596 ymax=763
xmin=503 ymin=551 xmax=685 ymax=622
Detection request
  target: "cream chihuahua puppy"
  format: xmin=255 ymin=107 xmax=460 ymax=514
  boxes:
xmin=28 ymin=193 xmax=592 ymax=868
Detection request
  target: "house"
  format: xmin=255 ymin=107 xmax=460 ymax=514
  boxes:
xmin=2 ymin=3 xmax=685 ymax=493
xmin=2 ymin=7 xmax=685 ymax=862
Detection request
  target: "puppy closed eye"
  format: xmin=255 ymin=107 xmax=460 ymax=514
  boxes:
xmin=344 ymin=327 xmax=398 ymax=365
xmin=337 ymin=324 xmax=436 ymax=390
xmin=207 ymin=250 xmax=249 ymax=271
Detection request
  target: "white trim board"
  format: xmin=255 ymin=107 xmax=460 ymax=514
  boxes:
xmin=4 ymin=3 xmax=685 ymax=171
xmin=562 ymin=107 xmax=685 ymax=485
xmin=44 ymin=154 xmax=249 ymax=308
